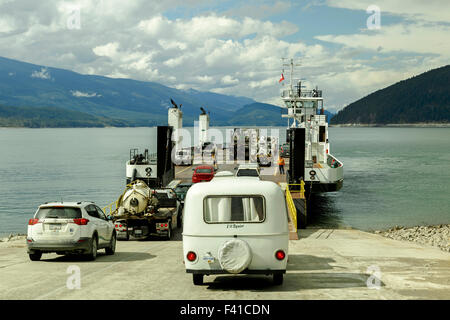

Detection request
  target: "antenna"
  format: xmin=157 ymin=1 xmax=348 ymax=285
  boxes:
xmin=281 ymin=58 xmax=301 ymax=92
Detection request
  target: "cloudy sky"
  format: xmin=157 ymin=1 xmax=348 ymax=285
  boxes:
xmin=1 ymin=0 xmax=449 ymax=112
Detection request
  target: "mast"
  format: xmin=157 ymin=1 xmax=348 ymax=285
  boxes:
xmin=281 ymin=58 xmax=300 ymax=97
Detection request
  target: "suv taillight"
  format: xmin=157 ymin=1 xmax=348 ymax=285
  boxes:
xmin=28 ymin=218 xmax=40 ymax=225
xmin=73 ymin=218 xmax=89 ymax=225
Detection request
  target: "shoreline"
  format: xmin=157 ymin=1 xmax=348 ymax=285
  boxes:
xmin=374 ymin=224 xmax=450 ymax=252
xmin=3 ymin=123 xmax=450 ymax=129
xmin=4 ymin=224 xmax=449 ymax=253
xmin=331 ymin=123 xmax=450 ymax=128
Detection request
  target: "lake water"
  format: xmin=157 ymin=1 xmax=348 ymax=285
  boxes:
xmin=0 ymin=127 xmax=449 ymax=236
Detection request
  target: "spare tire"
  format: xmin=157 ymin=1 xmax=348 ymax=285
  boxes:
xmin=218 ymin=239 xmax=252 ymax=274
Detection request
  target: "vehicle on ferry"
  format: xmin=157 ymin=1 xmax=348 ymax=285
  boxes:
xmin=192 ymin=165 xmax=215 ymax=183
xmin=182 ymin=177 xmax=289 ymax=285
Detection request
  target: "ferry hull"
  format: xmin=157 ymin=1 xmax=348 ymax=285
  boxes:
xmin=306 ymin=179 xmax=343 ymax=194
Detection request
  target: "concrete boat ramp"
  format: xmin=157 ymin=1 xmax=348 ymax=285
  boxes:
xmin=1 ymin=164 xmax=448 ymax=300
xmin=1 ymin=228 xmax=449 ymax=300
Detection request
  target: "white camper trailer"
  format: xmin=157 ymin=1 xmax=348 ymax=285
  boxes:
xmin=182 ymin=177 xmax=289 ymax=285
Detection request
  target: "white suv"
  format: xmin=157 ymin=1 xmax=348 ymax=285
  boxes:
xmin=27 ymin=202 xmax=116 ymax=261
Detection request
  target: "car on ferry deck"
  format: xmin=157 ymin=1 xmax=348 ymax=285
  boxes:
xmin=192 ymin=165 xmax=215 ymax=183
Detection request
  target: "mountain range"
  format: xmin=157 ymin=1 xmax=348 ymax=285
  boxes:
xmin=331 ymin=65 xmax=450 ymax=125
xmin=0 ymin=56 xmax=254 ymax=127
xmin=0 ymin=56 xmax=336 ymax=127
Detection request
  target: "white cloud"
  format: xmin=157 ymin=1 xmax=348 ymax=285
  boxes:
xmin=31 ymin=67 xmax=52 ymax=80
xmin=221 ymin=75 xmax=239 ymax=85
xmin=71 ymin=90 xmax=102 ymax=98
xmin=195 ymin=75 xmax=214 ymax=83
xmin=93 ymin=42 xmax=120 ymax=58
xmin=327 ymin=0 xmax=450 ymax=23
xmin=0 ymin=0 xmax=448 ymax=113
xmin=316 ymin=23 xmax=450 ymax=56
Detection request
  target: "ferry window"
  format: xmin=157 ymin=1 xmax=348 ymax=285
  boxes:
xmin=319 ymin=126 xmax=326 ymax=142
xmin=204 ymin=196 xmax=265 ymax=223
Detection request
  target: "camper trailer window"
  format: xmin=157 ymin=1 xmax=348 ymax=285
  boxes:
xmin=203 ymin=195 xmax=265 ymax=223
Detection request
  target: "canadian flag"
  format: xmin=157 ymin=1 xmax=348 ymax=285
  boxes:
xmin=279 ymin=73 xmax=285 ymax=83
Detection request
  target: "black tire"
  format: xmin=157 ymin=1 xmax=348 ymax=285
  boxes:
xmin=177 ymin=208 xmax=182 ymax=229
xmin=273 ymin=273 xmax=283 ymax=285
xmin=85 ymin=235 xmax=98 ymax=261
xmin=193 ymin=274 xmax=204 ymax=285
xmin=165 ymin=222 xmax=172 ymax=240
xmin=105 ymin=233 xmax=116 ymax=255
xmin=29 ymin=252 xmax=42 ymax=261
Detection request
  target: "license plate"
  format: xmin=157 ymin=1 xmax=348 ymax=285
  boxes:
xmin=135 ymin=230 xmax=142 ymax=235
xmin=203 ymin=256 xmax=215 ymax=263
xmin=49 ymin=224 xmax=61 ymax=231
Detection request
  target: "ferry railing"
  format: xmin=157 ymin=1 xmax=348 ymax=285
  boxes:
xmin=281 ymin=89 xmax=322 ymax=98
xmin=285 ymin=186 xmax=297 ymax=232
xmin=285 ymin=181 xmax=305 ymax=231
xmin=103 ymin=200 xmax=119 ymax=216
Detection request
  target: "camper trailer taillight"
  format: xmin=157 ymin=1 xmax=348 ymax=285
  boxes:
xmin=275 ymin=250 xmax=286 ymax=260
xmin=186 ymin=251 xmax=197 ymax=262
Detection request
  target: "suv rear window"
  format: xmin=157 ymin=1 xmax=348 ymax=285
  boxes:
xmin=36 ymin=207 xmax=82 ymax=219
xmin=236 ymin=169 xmax=259 ymax=177
xmin=204 ymin=195 xmax=265 ymax=223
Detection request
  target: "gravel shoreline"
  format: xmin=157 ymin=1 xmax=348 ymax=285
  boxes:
xmin=0 ymin=233 xmax=26 ymax=243
xmin=375 ymin=224 xmax=450 ymax=253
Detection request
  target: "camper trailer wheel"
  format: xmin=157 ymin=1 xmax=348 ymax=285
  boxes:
xmin=193 ymin=274 xmax=204 ymax=285
xmin=273 ymin=273 xmax=283 ymax=285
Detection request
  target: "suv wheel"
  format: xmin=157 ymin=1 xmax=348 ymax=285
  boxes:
xmin=29 ymin=251 xmax=42 ymax=261
xmin=85 ymin=235 xmax=98 ymax=261
xmin=165 ymin=222 xmax=172 ymax=240
xmin=105 ymin=233 xmax=116 ymax=255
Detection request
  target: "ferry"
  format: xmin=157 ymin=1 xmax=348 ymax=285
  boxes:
xmin=280 ymin=59 xmax=343 ymax=195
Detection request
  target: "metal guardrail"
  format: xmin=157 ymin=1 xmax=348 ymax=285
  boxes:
xmin=285 ymin=186 xmax=297 ymax=232
xmin=103 ymin=200 xmax=119 ymax=216
xmin=285 ymin=181 xmax=305 ymax=232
